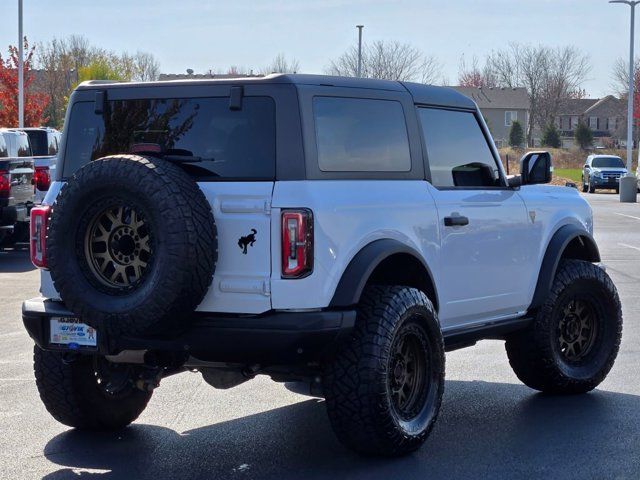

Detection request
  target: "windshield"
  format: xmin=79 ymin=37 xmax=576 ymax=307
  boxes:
xmin=63 ymin=96 xmax=276 ymax=180
xmin=592 ymin=157 xmax=624 ymax=168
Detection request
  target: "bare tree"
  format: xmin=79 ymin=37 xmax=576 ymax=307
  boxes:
xmin=457 ymin=55 xmax=496 ymax=88
xmin=132 ymin=51 xmax=161 ymax=81
xmin=261 ymin=53 xmax=300 ymax=74
xmin=485 ymin=43 xmax=590 ymax=145
xmin=612 ymin=56 xmax=640 ymax=97
xmin=326 ymin=40 xmax=442 ymax=84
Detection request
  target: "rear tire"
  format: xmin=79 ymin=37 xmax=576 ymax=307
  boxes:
xmin=505 ymin=260 xmax=622 ymax=394
xmin=34 ymin=346 xmax=152 ymax=429
xmin=323 ymin=286 xmax=445 ymax=456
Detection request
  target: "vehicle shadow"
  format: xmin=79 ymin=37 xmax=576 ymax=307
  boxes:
xmin=0 ymin=247 xmax=35 ymax=273
xmin=40 ymin=380 xmax=640 ymax=480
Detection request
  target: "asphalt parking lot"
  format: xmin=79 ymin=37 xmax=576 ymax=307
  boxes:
xmin=1 ymin=191 xmax=639 ymax=480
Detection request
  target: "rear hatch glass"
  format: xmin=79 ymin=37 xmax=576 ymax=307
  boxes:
xmin=25 ymin=130 xmax=49 ymax=156
xmin=62 ymin=96 xmax=276 ymax=180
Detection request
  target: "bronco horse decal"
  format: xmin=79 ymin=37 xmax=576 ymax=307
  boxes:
xmin=238 ymin=229 xmax=257 ymax=254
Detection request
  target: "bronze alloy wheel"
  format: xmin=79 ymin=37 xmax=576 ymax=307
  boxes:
xmin=388 ymin=321 xmax=430 ymax=421
xmin=84 ymin=204 xmax=153 ymax=290
xmin=558 ymin=298 xmax=598 ymax=362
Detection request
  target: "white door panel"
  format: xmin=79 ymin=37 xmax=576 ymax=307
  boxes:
xmin=427 ymin=183 xmax=535 ymax=326
xmin=196 ymin=182 xmax=273 ymax=314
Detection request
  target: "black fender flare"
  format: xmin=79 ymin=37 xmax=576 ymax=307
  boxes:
xmin=329 ymin=239 xmax=438 ymax=309
xmin=529 ymin=224 xmax=600 ymax=310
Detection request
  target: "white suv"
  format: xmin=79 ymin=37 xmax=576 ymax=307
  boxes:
xmin=23 ymin=75 xmax=622 ymax=456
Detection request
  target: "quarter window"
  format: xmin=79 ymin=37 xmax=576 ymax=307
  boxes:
xmin=313 ymin=97 xmax=411 ymax=172
xmin=419 ymin=108 xmax=501 ymax=188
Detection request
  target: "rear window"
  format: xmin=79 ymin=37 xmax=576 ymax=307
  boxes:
xmin=25 ymin=130 xmax=49 ymax=156
xmin=0 ymin=135 xmax=7 ymax=158
xmin=313 ymin=97 xmax=411 ymax=172
xmin=63 ymin=96 xmax=276 ymax=179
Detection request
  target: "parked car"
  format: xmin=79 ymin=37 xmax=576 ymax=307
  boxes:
xmin=582 ymin=155 xmax=627 ymax=193
xmin=0 ymin=129 xmax=34 ymax=247
xmin=24 ymin=75 xmax=622 ymax=456
xmin=19 ymin=127 xmax=60 ymax=204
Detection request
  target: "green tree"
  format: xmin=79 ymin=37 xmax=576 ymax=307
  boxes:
xmin=77 ymin=56 xmax=131 ymax=84
xmin=574 ymin=120 xmax=593 ymax=150
xmin=541 ymin=122 xmax=561 ymax=148
xmin=508 ymin=120 xmax=524 ymax=148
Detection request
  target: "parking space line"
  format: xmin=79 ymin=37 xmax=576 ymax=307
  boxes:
xmin=619 ymin=243 xmax=640 ymax=253
xmin=615 ymin=213 xmax=640 ymax=221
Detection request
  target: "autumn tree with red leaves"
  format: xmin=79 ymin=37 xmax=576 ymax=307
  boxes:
xmin=0 ymin=38 xmax=49 ymax=127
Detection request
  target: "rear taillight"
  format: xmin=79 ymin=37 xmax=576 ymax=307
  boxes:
xmin=281 ymin=209 xmax=313 ymax=279
xmin=33 ymin=166 xmax=51 ymax=192
xmin=0 ymin=170 xmax=10 ymax=198
xmin=30 ymin=205 xmax=51 ymax=269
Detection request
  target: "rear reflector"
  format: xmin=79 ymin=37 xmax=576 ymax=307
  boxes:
xmin=34 ymin=166 xmax=51 ymax=192
xmin=30 ymin=205 xmax=51 ymax=269
xmin=281 ymin=209 xmax=313 ymax=278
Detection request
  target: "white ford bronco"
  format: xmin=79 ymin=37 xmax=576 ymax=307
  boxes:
xmin=23 ymin=74 xmax=622 ymax=456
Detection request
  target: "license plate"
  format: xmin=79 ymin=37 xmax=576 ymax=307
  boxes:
xmin=49 ymin=317 xmax=97 ymax=347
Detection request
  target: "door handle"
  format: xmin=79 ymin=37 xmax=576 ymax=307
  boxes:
xmin=444 ymin=216 xmax=469 ymax=227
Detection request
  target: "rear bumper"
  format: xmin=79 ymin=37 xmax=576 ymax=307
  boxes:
xmin=22 ymin=298 xmax=356 ymax=364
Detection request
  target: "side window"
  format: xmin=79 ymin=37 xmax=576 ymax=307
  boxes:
xmin=0 ymin=135 xmax=7 ymax=157
xmin=313 ymin=97 xmax=411 ymax=172
xmin=17 ymin=135 xmax=32 ymax=157
xmin=418 ymin=108 xmax=502 ymax=188
xmin=48 ymin=133 xmax=58 ymax=155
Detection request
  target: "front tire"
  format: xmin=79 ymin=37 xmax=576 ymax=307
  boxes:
xmin=581 ymin=177 xmax=588 ymax=193
xmin=34 ymin=347 xmax=153 ymax=429
xmin=323 ymin=286 xmax=445 ymax=456
xmin=588 ymin=178 xmax=596 ymax=193
xmin=505 ymin=260 xmax=622 ymax=394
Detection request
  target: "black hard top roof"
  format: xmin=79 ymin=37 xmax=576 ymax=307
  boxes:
xmin=76 ymin=74 xmax=476 ymax=109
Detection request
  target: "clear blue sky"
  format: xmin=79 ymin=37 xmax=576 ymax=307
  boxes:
xmin=0 ymin=0 xmax=635 ymax=97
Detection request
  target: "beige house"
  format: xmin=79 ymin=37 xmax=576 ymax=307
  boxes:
xmin=555 ymin=96 xmax=626 ymax=148
xmin=450 ymin=86 xmax=530 ymax=147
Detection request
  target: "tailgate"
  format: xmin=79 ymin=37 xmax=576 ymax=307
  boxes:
xmin=0 ymin=158 xmax=34 ymax=206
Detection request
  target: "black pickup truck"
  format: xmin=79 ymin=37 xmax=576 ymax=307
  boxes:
xmin=0 ymin=130 xmax=34 ymax=247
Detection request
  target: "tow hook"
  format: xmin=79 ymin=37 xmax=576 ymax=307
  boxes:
xmin=135 ymin=368 xmax=163 ymax=392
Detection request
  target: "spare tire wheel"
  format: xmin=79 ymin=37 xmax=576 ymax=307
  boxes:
xmin=47 ymin=155 xmax=217 ymax=337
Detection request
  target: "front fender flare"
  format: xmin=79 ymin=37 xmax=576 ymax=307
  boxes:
xmin=329 ymin=239 xmax=437 ymax=309
xmin=529 ymin=224 xmax=600 ymax=310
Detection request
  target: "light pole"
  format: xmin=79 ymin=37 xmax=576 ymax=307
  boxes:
xmin=18 ymin=0 xmax=24 ymax=128
xmin=356 ymin=25 xmax=364 ymax=77
xmin=610 ymin=0 xmax=639 ymax=202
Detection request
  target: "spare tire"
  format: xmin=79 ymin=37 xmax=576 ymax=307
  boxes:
xmin=47 ymin=154 xmax=217 ymax=337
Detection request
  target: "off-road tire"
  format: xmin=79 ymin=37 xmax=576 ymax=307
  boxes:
xmin=323 ymin=286 xmax=445 ymax=456
xmin=47 ymin=155 xmax=217 ymax=336
xmin=505 ymin=260 xmax=622 ymax=394
xmin=34 ymin=346 xmax=152 ymax=429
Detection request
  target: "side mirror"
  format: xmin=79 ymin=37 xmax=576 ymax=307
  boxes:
xmin=520 ymin=151 xmax=552 ymax=185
